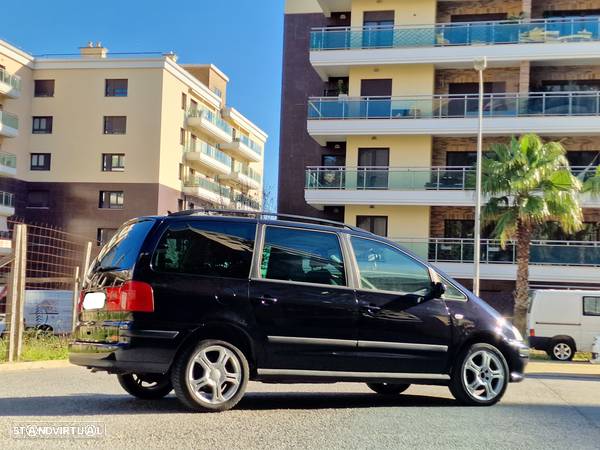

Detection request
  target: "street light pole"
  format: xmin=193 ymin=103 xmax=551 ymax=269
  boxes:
xmin=473 ymin=57 xmax=487 ymax=297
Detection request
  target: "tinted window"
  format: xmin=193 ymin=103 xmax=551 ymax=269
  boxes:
xmin=583 ymin=296 xmax=600 ymax=316
xmin=440 ymin=276 xmax=467 ymax=301
xmin=261 ymin=227 xmax=346 ymax=286
xmin=152 ymin=221 xmax=256 ymax=279
xmin=351 ymin=237 xmax=431 ymax=294
xmin=93 ymin=220 xmax=155 ymax=272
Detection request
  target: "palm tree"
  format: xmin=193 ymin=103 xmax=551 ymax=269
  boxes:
xmin=482 ymin=134 xmax=600 ymax=335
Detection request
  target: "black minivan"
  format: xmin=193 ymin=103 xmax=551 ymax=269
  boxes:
xmin=70 ymin=211 xmax=528 ymax=411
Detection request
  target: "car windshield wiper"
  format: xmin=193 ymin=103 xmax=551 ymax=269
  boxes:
xmin=96 ymin=265 xmax=125 ymax=273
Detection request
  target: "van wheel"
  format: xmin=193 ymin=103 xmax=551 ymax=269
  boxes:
xmin=367 ymin=383 xmax=410 ymax=395
xmin=549 ymin=340 xmax=575 ymax=361
xmin=449 ymin=343 xmax=509 ymax=406
xmin=117 ymin=373 xmax=173 ymax=399
xmin=171 ymin=339 xmax=249 ymax=412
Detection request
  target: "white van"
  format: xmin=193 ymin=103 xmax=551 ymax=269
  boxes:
xmin=527 ymin=290 xmax=600 ymax=361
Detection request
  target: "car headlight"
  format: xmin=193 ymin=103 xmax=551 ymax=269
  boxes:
xmin=511 ymin=325 xmax=524 ymax=342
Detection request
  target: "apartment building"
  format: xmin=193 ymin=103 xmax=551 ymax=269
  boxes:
xmin=0 ymin=39 xmax=266 ymax=246
xmin=280 ymin=0 xmax=600 ymax=313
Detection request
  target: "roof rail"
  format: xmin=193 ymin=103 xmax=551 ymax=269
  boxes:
xmin=168 ymin=208 xmax=361 ymax=231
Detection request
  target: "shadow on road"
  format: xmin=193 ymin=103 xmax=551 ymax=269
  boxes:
xmin=0 ymin=392 xmax=456 ymax=416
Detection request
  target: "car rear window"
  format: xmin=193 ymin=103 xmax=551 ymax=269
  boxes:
xmin=92 ymin=220 xmax=155 ymax=272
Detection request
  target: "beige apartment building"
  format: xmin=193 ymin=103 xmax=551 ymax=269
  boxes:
xmin=280 ymin=0 xmax=600 ymax=313
xmin=0 ymin=39 xmax=266 ymax=246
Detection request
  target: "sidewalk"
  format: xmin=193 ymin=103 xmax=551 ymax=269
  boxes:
xmin=0 ymin=359 xmax=71 ymax=372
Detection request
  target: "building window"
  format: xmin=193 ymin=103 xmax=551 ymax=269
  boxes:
xmin=97 ymin=228 xmax=118 ymax=246
xmin=190 ymin=99 xmax=198 ymax=111
xmin=179 ymin=163 xmax=184 ymax=180
xmin=32 ymin=116 xmax=53 ymax=134
xmin=30 ymin=153 xmax=51 ymax=171
xmin=34 ymin=80 xmax=55 ymax=97
xmin=181 ymin=93 xmax=187 ymax=110
xmin=103 ymin=116 xmax=126 ymax=134
xmin=27 ymin=190 xmax=50 ymax=208
xmin=212 ymin=87 xmax=223 ymax=98
xmin=99 ymin=191 xmax=124 ymax=209
xmin=356 ymin=216 xmax=388 ymax=237
xmin=177 ymin=199 xmax=184 ymax=211
xmin=102 ymin=154 xmax=125 ymax=172
xmin=180 ymin=128 xmax=186 ymax=146
xmin=105 ymin=79 xmax=128 ymax=97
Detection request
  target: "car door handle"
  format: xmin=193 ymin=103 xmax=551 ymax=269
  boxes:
xmin=360 ymin=303 xmax=382 ymax=313
xmin=253 ymin=295 xmax=278 ymax=306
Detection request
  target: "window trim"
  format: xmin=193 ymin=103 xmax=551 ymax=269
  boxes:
xmin=30 ymin=153 xmax=51 ymax=171
xmin=105 ymin=78 xmax=128 ymax=97
xmin=32 ymin=116 xmax=53 ymax=134
xmin=252 ymin=224 xmax=353 ymax=290
xmin=148 ymin=218 xmax=258 ymax=280
xmin=583 ymin=296 xmax=600 ymax=317
xmin=348 ymin=234 xmax=434 ymax=296
xmin=98 ymin=190 xmax=124 ymax=209
xmin=102 ymin=153 xmax=125 ymax=172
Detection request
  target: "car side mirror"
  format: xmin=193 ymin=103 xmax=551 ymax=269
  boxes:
xmin=430 ymin=281 xmax=446 ymax=300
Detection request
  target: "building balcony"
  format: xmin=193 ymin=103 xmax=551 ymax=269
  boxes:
xmin=230 ymin=192 xmax=261 ymax=211
xmin=309 ymin=17 xmax=600 ymax=78
xmin=183 ymin=176 xmax=231 ymax=207
xmin=0 ymin=68 xmax=21 ymax=99
xmin=307 ymin=92 xmax=600 ymax=143
xmin=0 ymin=191 xmax=15 ymax=217
xmin=220 ymin=134 xmax=262 ymax=162
xmin=222 ymin=161 xmax=262 ymax=190
xmin=186 ymin=108 xmax=233 ymax=144
xmin=183 ymin=141 xmax=232 ymax=176
xmin=0 ymin=152 xmax=17 ymax=178
xmin=393 ymin=237 xmax=600 ymax=284
xmin=304 ymin=166 xmax=600 ymax=208
xmin=0 ymin=111 xmax=18 ymax=138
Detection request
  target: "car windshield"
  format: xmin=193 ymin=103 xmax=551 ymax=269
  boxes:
xmin=91 ymin=220 xmax=154 ymax=273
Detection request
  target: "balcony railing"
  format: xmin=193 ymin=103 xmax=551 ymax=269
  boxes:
xmin=393 ymin=237 xmax=600 ymax=267
xmin=235 ymin=134 xmax=263 ymax=157
xmin=184 ymin=141 xmax=232 ymax=166
xmin=306 ymin=166 xmax=475 ymax=190
xmin=310 ymin=17 xmax=600 ymax=51
xmin=233 ymin=161 xmax=262 ymax=183
xmin=187 ymin=108 xmax=233 ymax=136
xmin=308 ymin=91 xmax=600 ymax=120
xmin=232 ymin=193 xmax=261 ymax=210
xmin=0 ymin=68 xmax=21 ymax=92
xmin=0 ymin=152 xmax=17 ymax=169
xmin=0 ymin=111 xmax=19 ymax=129
xmin=184 ymin=176 xmax=231 ymax=198
xmin=0 ymin=191 xmax=15 ymax=208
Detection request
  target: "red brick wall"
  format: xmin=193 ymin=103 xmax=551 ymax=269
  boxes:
xmin=435 ymin=68 xmax=520 ymax=95
xmin=532 ymin=0 xmax=600 ymax=18
xmin=436 ymin=0 xmax=523 ymax=22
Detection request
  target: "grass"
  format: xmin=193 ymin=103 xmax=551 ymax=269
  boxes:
xmin=528 ymin=349 xmax=592 ymax=362
xmin=0 ymin=331 xmax=69 ymax=362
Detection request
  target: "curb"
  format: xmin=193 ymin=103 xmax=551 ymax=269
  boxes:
xmin=526 ymin=360 xmax=600 ymax=376
xmin=0 ymin=359 xmax=71 ymax=372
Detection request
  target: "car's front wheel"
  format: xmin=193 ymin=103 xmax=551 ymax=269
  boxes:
xmin=117 ymin=373 xmax=173 ymax=399
xmin=171 ymin=339 xmax=249 ymax=412
xmin=449 ymin=343 xmax=509 ymax=406
xmin=366 ymin=382 xmax=410 ymax=395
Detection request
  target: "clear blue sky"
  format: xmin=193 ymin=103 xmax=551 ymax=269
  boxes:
xmin=2 ymin=0 xmax=284 ymax=204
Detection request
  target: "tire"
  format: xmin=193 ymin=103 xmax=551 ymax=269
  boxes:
xmin=367 ymin=382 xmax=410 ymax=396
xmin=549 ymin=340 xmax=575 ymax=361
xmin=171 ymin=339 xmax=249 ymax=412
xmin=449 ymin=343 xmax=509 ymax=406
xmin=117 ymin=373 xmax=173 ymax=400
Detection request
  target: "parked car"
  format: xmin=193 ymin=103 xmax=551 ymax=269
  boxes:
xmin=69 ymin=211 xmax=528 ymax=412
xmin=528 ymin=289 xmax=600 ymax=361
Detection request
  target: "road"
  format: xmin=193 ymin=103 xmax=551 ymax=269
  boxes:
xmin=0 ymin=365 xmax=599 ymax=450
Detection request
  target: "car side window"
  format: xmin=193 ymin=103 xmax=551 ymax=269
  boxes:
xmin=440 ymin=276 xmax=467 ymax=301
xmin=583 ymin=296 xmax=600 ymax=316
xmin=152 ymin=220 xmax=256 ymax=279
xmin=261 ymin=227 xmax=346 ymax=286
xmin=351 ymin=236 xmax=431 ymax=294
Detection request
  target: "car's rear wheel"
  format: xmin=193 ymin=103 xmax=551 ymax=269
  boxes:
xmin=367 ymin=382 xmax=410 ymax=395
xmin=171 ymin=339 xmax=249 ymax=412
xmin=449 ymin=343 xmax=508 ymax=406
xmin=549 ymin=340 xmax=575 ymax=361
xmin=117 ymin=373 xmax=173 ymax=399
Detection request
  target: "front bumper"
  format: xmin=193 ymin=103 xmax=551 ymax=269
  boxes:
xmin=508 ymin=340 xmax=529 ymax=382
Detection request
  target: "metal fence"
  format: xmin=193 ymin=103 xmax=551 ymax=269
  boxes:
xmin=0 ymin=220 xmax=92 ymax=362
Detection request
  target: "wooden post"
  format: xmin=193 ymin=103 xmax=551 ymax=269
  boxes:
xmin=71 ymin=266 xmax=80 ymax=332
xmin=81 ymin=241 xmax=92 ymax=283
xmin=14 ymin=224 xmax=27 ymax=360
xmin=6 ymin=224 xmax=26 ymax=362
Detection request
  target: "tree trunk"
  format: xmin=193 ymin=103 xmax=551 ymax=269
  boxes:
xmin=513 ymin=220 xmax=531 ymax=336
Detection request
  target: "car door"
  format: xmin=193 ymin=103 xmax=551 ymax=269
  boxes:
xmin=250 ymin=225 xmax=359 ymax=372
xmin=350 ymin=235 xmax=452 ymax=375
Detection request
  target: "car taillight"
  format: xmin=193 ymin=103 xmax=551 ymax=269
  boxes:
xmin=529 ymin=328 xmax=535 ymax=337
xmin=105 ymin=281 xmax=154 ymax=312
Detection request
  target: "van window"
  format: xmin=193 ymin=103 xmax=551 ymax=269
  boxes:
xmin=261 ymin=227 xmax=346 ymax=286
xmin=583 ymin=296 xmax=600 ymax=316
xmin=351 ymin=237 xmax=431 ymax=294
xmin=92 ymin=220 xmax=155 ymax=272
xmin=152 ymin=221 xmax=256 ymax=279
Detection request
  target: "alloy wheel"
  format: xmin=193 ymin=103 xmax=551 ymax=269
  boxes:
xmin=553 ymin=343 xmax=572 ymax=361
xmin=462 ymin=349 xmax=506 ymax=402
